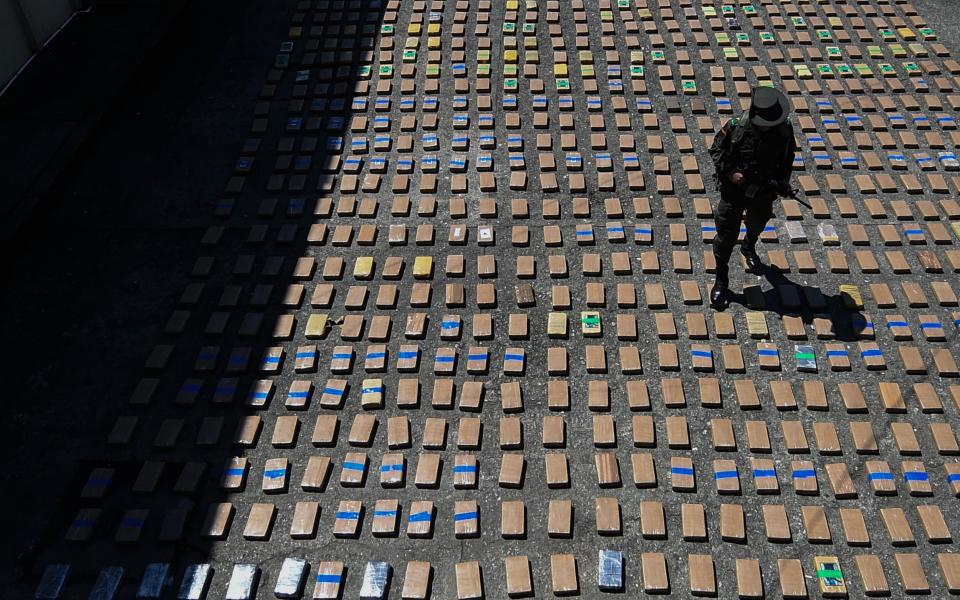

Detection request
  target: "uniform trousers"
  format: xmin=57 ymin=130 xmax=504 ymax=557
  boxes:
xmin=712 ymin=186 xmax=776 ymax=276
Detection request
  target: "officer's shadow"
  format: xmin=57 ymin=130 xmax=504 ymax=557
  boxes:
xmin=720 ymin=261 xmax=866 ymax=343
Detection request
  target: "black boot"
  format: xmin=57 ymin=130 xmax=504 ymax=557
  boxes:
xmin=710 ymin=267 xmax=729 ymax=308
xmin=740 ymin=238 xmax=763 ymax=272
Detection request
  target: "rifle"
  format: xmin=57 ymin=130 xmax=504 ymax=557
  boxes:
xmin=768 ymin=178 xmax=811 ymax=209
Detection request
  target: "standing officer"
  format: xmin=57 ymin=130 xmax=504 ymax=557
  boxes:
xmin=708 ymin=87 xmax=797 ymax=308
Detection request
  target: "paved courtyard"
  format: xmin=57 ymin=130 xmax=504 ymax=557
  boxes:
xmin=14 ymin=0 xmax=960 ymax=597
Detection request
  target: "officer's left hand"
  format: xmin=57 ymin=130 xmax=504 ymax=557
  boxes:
xmin=774 ymin=179 xmax=792 ymax=197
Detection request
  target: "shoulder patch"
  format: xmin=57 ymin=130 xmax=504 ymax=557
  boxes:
xmin=730 ymin=118 xmax=739 ymax=125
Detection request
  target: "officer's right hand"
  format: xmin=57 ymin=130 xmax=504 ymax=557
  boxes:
xmin=729 ymin=171 xmax=745 ymax=186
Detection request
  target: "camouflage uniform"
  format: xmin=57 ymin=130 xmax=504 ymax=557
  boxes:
xmin=709 ymin=115 xmax=797 ymax=275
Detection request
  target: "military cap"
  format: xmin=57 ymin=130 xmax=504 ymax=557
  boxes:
xmin=749 ymin=87 xmax=790 ymax=127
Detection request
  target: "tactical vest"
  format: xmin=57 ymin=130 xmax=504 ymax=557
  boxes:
xmin=727 ymin=115 xmax=793 ymax=180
